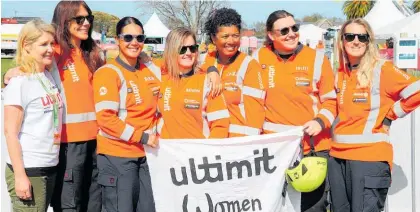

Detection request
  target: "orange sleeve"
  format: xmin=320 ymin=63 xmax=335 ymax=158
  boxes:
xmin=198 ymin=52 xmax=217 ymax=74
xmin=242 ymin=60 xmax=266 ymax=133
xmin=93 ymin=67 xmax=143 ymax=143
xmin=382 ymin=62 xmax=420 ymax=120
xmin=315 ymin=56 xmax=337 ymax=128
xmin=206 ymin=93 xmax=229 ymax=138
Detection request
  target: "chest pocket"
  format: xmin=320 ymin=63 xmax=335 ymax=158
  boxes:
xmin=293 ymin=71 xmax=312 ymax=94
xmin=350 ymin=88 xmax=371 ymax=118
xmin=221 ymin=69 xmax=240 ymax=105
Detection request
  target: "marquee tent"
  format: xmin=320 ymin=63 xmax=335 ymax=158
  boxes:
xmin=298 ymin=24 xmax=326 ymax=49
xmin=143 ymin=12 xmax=170 ymax=52
xmin=375 ymin=12 xmax=420 ymax=39
xmin=364 ymin=0 xmax=406 ymax=31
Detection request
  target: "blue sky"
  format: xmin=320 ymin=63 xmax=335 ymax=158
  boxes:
xmin=1 ymin=1 xmax=346 ymax=27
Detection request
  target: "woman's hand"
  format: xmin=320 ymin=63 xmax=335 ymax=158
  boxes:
xmin=207 ymin=71 xmax=222 ymax=98
xmin=14 ymin=174 xmax=32 ymax=200
xmin=303 ymin=120 xmax=322 ymax=136
xmin=147 ymin=134 xmax=159 ymax=148
xmin=4 ymin=67 xmax=24 ymax=85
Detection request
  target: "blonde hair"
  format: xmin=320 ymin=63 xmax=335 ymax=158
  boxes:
xmin=163 ymin=27 xmax=198 ymax=82
xmin=15 ymin=19 xmax=55 ymax=73
xmin=337 ymin=18 xmax=380 ymax=88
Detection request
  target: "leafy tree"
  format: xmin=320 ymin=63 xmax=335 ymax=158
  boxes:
xmin=342 ymin=0 xmax=376 ymax=20
xmin=413 ymin=0 xmax=420 ymax=13
xmin=251 ymin=21 xmax=266 ymax=39
xmin=92 ymin=11 xmax=120 ymax=37
xmin=302 ymin=13 xmax=324 ymax=22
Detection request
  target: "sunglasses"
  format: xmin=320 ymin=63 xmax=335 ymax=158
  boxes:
xmin=343 ymin=33 xmax=369 ymax=43
xmin=179 ymin=45 xmax=199 ymax=54
xmin=119 ymin=34 xmax=146 ymax=43
xmin=70 ymin=15 xmax=94 ymax=25
xmin=273 ymin=24 xmax=300 ymax=36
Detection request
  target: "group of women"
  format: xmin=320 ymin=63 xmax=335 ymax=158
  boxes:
xmin=3 ymin=1 xmax=420 ymax=212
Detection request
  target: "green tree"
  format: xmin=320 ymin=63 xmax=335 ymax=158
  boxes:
xmin=342 ymin=0 xmax=376 ymax=20
xmin=413 ymin=0 xmax=420 ymax=13
xmin=302 ymin=13 xmax=325 ymax=22
xmin=92 ymin=11 xmax=120 ymax=37
xmin=252 ymin=21 xmax=266 ymax=39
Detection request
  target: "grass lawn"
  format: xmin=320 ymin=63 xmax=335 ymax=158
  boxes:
xmin=1 ymin=58 xmax=15 ymax=88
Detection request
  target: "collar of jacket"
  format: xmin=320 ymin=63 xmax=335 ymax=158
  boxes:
xmin=179 ymin=69 xmax=195 ymax=78
xmin=116 ymin=56 xmax=140 ymax=72
xmin=271 ymin=42 xmax=304 ymax=61
xmin=216 ymin=50 xmax=240 ymax=65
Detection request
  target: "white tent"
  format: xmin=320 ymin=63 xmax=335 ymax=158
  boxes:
xmin=144 ymin=12 xmax=170 ymax=51
xmin=91 ymin=31 xmax=101 ymax=41
xmin=299 ymin=24 xmax=326 ymax=49
xmin=364 ymin=0 xmax=406 ymax=31
xmin=375 ymin=12 xmax=420 ymax=39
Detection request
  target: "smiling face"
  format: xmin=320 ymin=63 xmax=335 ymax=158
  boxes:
xmin=178 ymin=35 xmax=197 ymax=72
xmin=68 ymin=5 xmax=91 ymax=43
xmin=343 ymin=23 xmax=368 ymax=62
xmin=211 ymin=25 xmax=240 ymax=58
xmin=25 ymin=32 xmax=55 ymax=70
xmin=268 ymin=16 xmax=299 ymax=54
xmin=117 ymin=23 xmax=144 ymax=60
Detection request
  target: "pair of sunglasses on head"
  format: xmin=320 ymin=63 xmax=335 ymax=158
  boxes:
xmin=70 ymin=15 xmax=94 ymax=25
xmin=343 ymin=33 xmax=370 ymax=43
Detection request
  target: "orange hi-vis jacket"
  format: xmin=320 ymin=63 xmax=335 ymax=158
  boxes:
xmin=202 ymin=51 xmax=266 ymax=137
xmin=93 ymin=57 xmax=161 ymax=158
xmin=253 ymin=45 xmax=337 ymax=154
xmin=51 ymin=45 xmax=98 ymax=142
xmin=157 ymin=72 xmax=230 ymax=139
xmin=332 ymin=60 xmax=420 ymax=168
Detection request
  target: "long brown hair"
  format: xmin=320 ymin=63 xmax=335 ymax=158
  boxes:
xmin=337 ymin=18 xmax=380 ymax=88
xmin=52 ymin=0 xmax=103 ymax=72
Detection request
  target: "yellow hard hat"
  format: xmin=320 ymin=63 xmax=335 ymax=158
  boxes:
xmin=285 ymin=156 xmax=327 ymax=192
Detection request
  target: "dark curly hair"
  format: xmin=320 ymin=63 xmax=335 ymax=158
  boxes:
xmin=204 ymin=8 xmax=242 ymax=42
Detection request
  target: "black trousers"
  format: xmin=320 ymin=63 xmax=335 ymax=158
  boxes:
xmin=51 ymin=140 xmax=101 ymax=212
xmin=328 ymin=157 xmax=391 ymax=212
xmin=98 ymin=154 xmax=156 ymax=212
xmin=301 ymin=150 xmax=330 ymax=212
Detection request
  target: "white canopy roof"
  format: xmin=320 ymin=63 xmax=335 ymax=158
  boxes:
xmin=375 ymin=12 xmax=420 ymax=39
xmin=364 ymin=0 xmax=406 ymax=31
xmin=298 ymin=24 xmax=326 ymax=48
xmin=144 ymin=13 xmax=170 ymax=38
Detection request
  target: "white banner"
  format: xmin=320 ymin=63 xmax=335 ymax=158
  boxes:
xmin=145 ymin=128 xmax=303 ymax=212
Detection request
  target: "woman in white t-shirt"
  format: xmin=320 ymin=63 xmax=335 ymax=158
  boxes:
xmin=3 ymin=20 xmax=63 ymax=212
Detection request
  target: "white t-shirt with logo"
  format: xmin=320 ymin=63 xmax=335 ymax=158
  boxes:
xmin=3 ymin=71 xmax=63 ymax=168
